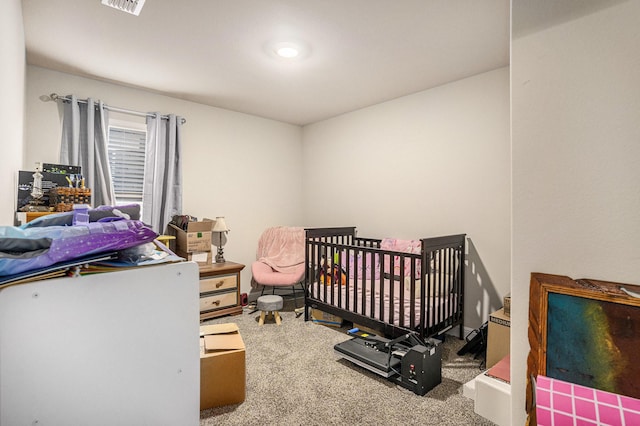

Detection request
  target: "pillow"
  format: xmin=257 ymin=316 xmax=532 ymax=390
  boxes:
xmin=380 ymin=238 xmax=421 ymax=278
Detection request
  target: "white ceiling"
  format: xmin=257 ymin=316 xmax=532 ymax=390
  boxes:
xmin=22 ymin=0 xmax=510 ymax=126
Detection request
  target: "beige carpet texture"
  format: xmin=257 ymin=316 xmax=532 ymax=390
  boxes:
xmin=200 ymin=299 xmax=495 ymax=426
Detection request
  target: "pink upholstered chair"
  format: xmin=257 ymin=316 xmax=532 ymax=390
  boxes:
xmin=251 ymin=227 xmax=305 ymax=310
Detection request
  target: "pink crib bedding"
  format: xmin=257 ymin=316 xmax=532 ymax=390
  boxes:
xmin=308 ymin=276 xmax=458 ymax=330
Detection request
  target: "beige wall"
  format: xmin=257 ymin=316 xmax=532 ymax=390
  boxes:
xmin=511 ymin=2 xmax=640 ymax=424
xmin=25 ymin=65 xmax=511 ymax=332
xmin=25 ymin=66 xmax=304 ymax=295
xmin=0 ymin=0 xmax=25 ymax=225
xmin=302 ymin=67 xmax=511 ymax=330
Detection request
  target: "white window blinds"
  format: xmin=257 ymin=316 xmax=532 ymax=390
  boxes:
xmin=107 ymin=125 xmax=146 ymax=205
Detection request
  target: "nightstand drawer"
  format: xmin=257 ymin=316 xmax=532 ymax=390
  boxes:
xmin=197 ymin=261 xmax=245 ymax=320
xmin=200 ymin=291 xmax=237 ymax=312
xmin=199 ymin=274 xmax=237 ymax=293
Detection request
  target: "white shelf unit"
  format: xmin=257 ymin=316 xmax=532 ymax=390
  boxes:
xmin=0 ymin=261 xmax=200 ymax=426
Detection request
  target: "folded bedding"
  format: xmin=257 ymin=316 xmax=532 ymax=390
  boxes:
xmin=21 ymin=204 xmax=141 ymax=228
xmin=0 ymin=220 xmax=157 ymax=276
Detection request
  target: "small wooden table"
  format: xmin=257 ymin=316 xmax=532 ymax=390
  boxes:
xmin=198 ymin=261 xmax=245 ymax=321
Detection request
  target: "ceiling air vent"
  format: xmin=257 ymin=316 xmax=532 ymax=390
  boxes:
xmin=101 ymin=0 xmax=146 ymax=16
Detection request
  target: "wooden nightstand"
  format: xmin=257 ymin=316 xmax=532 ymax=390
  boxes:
xmin=198 ymin=261 xmax=245 ymax=321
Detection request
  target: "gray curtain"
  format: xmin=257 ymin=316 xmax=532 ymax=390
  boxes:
xmin=143 ymin=113 xmax=183 ymax=234
xmin=60 ymin=95 xmax=115 ymax=207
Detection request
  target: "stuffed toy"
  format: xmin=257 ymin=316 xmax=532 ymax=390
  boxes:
xmin=318 ymin=254 xmax=347 ymax=286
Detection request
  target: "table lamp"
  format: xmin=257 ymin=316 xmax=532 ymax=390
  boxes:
xmin=212 ymin=217 xmax=230 ymax=263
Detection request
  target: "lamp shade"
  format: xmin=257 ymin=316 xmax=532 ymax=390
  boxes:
xmin=212 ymin=217 xmax=229 ymax=232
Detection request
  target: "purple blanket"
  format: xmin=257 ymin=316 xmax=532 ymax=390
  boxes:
xmin=0 ymin=220 xmax=157 ymax=276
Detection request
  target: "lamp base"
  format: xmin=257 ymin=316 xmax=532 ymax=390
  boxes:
xmin=215 ymin=247 xmax=225 ymax=263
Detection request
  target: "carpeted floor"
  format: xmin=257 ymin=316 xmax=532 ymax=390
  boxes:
xmin=200 ymin=300 xmax=495 ymax=425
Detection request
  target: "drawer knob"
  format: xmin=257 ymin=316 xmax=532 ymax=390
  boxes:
xmin=215 ymin=281 xmax=224 ymax=288
xmin=211 ymin=300 xmax=221 ymax=306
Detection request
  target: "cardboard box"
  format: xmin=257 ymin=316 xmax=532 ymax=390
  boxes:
xmin=169 ymin=219 xmax=213 ymax=253
xmin=200 ymin=323 xmax=246 ymax=410
xmin=311 ymin=308 xmax=343 ymax=327
xmin=176 ymin=249 xmax=212 ymax=267
xmin=503 ymin=293 xmax=511 ymax=317
xmin=486 ymin=308 xmax=510 ymax=369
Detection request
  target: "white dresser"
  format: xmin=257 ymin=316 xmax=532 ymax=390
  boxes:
xmin=0 ymin=261 xmax=200 ymax=426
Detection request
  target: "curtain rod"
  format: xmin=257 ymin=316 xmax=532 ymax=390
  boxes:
xmin=49 ymin=93 xmax=186 ymax=124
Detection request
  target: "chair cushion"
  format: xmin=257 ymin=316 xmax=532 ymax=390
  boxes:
xmin=252 ymin=261 xmax=304 ymax=286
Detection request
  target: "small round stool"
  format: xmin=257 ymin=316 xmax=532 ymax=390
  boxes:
xmin=257 ymin=295 xmax=284 ymax=326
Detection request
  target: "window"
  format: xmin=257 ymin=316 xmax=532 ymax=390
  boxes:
xmin=107 ymin=120 xmax=146 ymax=207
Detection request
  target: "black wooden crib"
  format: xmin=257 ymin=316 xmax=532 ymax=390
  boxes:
xmin=304 ymin=227 xmax=466 ymax=340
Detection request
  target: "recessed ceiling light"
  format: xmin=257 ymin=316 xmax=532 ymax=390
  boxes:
xmin=276 ymin=46 xmax=299 ymax=59
xmin=266 ymin=40 xmax=310 ymax=61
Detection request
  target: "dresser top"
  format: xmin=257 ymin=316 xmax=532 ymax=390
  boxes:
xmin=198 ymin=261 xmax=245 ymax=276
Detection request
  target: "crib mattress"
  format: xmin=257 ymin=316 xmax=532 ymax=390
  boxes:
xmin=308 ymin=277 xmax=458 ymax=330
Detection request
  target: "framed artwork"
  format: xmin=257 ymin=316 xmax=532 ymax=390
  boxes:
xmin=526 ymin=273 xmax=640 ymax=423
